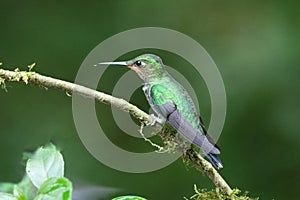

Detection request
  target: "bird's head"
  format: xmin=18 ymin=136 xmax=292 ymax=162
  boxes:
xmin=97 ymin=54 xmax=166 ymax=83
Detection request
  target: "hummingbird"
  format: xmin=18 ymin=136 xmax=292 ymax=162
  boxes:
xmin=98 ymin=54 xmax=223 ymax=169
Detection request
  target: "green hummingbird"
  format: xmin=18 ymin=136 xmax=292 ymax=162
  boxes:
xmin=98 ymin=54 xmax=223 ymax=169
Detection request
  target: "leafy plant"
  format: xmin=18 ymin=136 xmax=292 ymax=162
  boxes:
xmin=0 ymin=144 xmax=72 ymax=200
xmin=0 ymin=144 xmax=148 ymax=200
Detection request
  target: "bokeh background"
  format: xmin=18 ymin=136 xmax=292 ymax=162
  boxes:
xmin=1 ymin=1 xmax=299 ymax=199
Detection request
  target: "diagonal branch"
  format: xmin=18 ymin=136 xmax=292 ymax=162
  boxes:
xmin=0 ymin=68 xmax=232 ymax=195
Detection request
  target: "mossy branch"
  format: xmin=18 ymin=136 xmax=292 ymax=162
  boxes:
xmin=0 ymin=67 xmax=233 ymax=196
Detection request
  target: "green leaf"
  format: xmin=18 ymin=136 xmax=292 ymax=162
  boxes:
xmin=17 ymin=175 xmax=37 ymax=200
xmin=112 ymin=196 xmax=147 ymax=200
xmin=33 ymin=195 xmax=56 ymax=200
xmin=13 ymin=185 xmax=26 ymax=200
xmin=0 ymin=192 xmax=18 ymax=200
xmin=36 ymin=177 xmax=72 ymax=200
xmin=26 ymin=144 xmax=64 ymax=188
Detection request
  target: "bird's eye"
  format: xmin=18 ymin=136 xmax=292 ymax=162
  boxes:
xmin=135 ymin=60 xmax=142 ymax=67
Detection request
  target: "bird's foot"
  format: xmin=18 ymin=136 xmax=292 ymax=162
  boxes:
xmin=148 ymin=114 xmax=165 ymax=126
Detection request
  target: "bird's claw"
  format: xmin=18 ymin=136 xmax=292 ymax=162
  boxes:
xmin=148 ymin=114 xmax=165 ymax=126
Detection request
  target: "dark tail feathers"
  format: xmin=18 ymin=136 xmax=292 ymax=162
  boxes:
xmin=206 ymin=153 xmax=223 ymax=170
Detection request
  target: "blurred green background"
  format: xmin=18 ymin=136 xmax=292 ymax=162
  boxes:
xmin=1 ymin=0 xmax=299 ymax=199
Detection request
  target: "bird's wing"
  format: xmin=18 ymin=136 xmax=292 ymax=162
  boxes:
xmin=150 ymin=84 xmax=220 ymax=155
xmin=198 ymin=116 xmax=220 ymax=151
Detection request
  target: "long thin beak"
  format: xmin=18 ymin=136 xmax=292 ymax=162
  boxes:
xmin=94 ymin=61 xmax=128 ymax=67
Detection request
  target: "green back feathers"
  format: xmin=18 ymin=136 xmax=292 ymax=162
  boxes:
xmin=150 ymin=84 xmax=174 ymax=105
xmin=150 ymin=82 xmax=201 ymax=130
